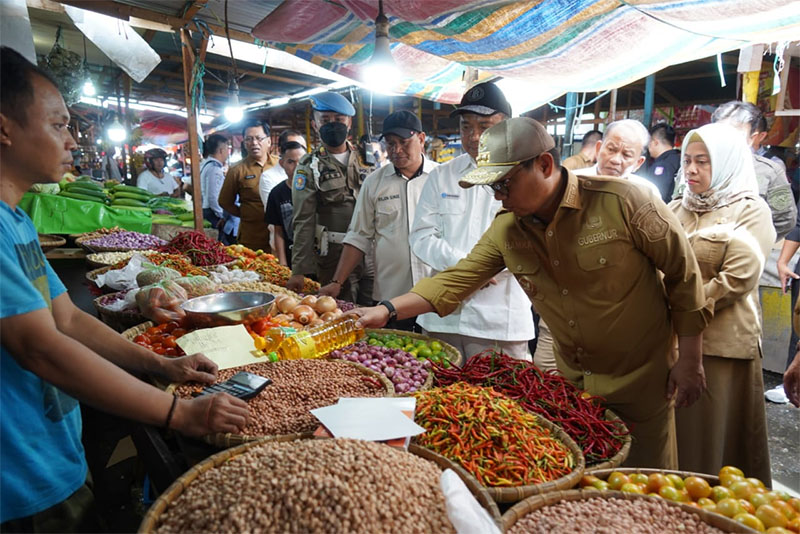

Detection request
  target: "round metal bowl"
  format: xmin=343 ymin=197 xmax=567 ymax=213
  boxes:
xmin=181 ymin=291 xmax=275 ymax=328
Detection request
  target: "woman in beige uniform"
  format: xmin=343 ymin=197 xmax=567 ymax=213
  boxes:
xmin=670 ymin=122 xmax=774 ymax=483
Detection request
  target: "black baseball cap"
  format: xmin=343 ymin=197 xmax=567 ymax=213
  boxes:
xmin=451 ymin=81 xmax=512 ymax=118
xmin=379 ymin=110 xmax=423 ymax=139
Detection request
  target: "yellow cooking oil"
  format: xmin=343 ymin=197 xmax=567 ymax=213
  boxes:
xmin=263 ymin=317 xmax=365 ymax=360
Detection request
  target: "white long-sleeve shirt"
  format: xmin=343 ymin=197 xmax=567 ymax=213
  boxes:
xmin=259 ymin=164 xmax=287 ymax=210
xmin=409 ymin=153 xmax=535 ymax=341
xmin=343 ymin=158 xmax=438 ymax=301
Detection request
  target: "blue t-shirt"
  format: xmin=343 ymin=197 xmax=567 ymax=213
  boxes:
xmin=0 ymin=200 xmax=87 ymax=522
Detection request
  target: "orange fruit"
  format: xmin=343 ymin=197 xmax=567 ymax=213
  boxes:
xmin=581 ymin=475 xmax=600 ymax=487
xmin=607 ymin=472 xmax=630 ymax=491
xmin=757 ymin=504 xmax=790 ymax=529
xmin=717 ymin=498 xmax=744 ymax=518
xmin=734 ymin=512 xmax=766 ymax=532
xmin=647 ymin=473 xmax=674 ymax=494
xmin=685 ymin=476 xmax=712 ymax=500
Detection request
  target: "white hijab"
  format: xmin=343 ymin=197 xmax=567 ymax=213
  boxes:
xmin=680 ymin=122 xmax=759 ymax=213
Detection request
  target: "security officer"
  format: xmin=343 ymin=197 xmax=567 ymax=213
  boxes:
xmin=287 ymin=92 xmax=374 ymax=302
xmin=218 ymin=119 xmax=278 ymax=252
xmin=352 ymin=118 xmax=712 ymax=470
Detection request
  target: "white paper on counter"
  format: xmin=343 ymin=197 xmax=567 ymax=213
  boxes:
xmin=176 ymin=324 xmax=263 ymax=370
xmin=310 ymin=400 xmax=425 ymax=442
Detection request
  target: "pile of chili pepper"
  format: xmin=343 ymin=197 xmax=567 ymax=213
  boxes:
xmin=226 ymin=245 xmax=320 ymax=293
xmin=111 ymin=252 xmax=207 ymax=277
xmin=157 ymin=231 xmax=234 ymax=266
xmin=433 ymin=350 xmax=629 ymax=465
xmin=414 ymin=383 xmax=574 ymax=487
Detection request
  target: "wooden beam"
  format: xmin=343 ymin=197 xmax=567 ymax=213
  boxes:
xmin=180 ymin=28 xmax=204 ymax=231
xmin=179 ymin=0 xmax=207 ymax=21
xmin=160 ymin=54 xmax=320 ymax=88
xmin=153 ymin=72 xmax=280 ymax=98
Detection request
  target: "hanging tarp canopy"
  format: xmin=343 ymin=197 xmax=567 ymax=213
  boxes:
xmin=252 ymin=0 xmax=800 ymax=106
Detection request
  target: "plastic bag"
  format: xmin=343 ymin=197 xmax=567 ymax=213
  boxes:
xmin=136 ymin=263 xmax=181 ymax=287
xmin=135 ymin=280 xmax=188 ymax=324
xmin=173 ymin=276 xmax=218 ymax=299
xmin=94 ymin=253 xmax=149 ymax=291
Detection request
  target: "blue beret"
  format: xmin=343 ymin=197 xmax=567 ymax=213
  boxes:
xmin=310 ymin=92 xmax=355 ymax=116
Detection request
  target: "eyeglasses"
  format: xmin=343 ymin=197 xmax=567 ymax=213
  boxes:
xmin=484 ymin=175 xmax=513 ymax=197
xmin=244 ymin=136 xmax=268 ymax=144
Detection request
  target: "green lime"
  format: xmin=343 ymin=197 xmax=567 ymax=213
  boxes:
xmin=418 ymin=347 xmax=433 ymax=359
xmin=430 ymin=341 xmax=443 ymax=352
xmin=368 ymin=338 xmax=380 ymax=346
xmin=437 ymin=351 xmax=448 ymax=361
xmin=415 ymin=339 xmax=428 ymax=347
xmin=402 ymin=336 xmax=412 ymax=346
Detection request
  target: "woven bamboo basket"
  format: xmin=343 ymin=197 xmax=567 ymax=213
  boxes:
xmin=93 ymin=292 xmax=145 ymax=332
xmin=85 ymin=265 xmax=119 ymax=294
xmin=38 ymin=234 xmax=66 ymax=253
xmin=583 ymin=409 xmax=632 ymax=471
xmin=582 ymin=467 xmax=721 ymax=487
xmin=76 ymin=235 xmax=161 ymax=254
xmin=138 ymin=433 xmax=502 ymax=533
xmin=466 ymin=413 xmax=586 ymax=503
xmin=85 ymin=251 xmax=139 ymax=270
xmin=501 ymin=489 xmax=758 ymax=533
xmin=121 ymin=321 xmax=152 ymax=341
xmin=366 ymin=328 xmax=464 ymax=368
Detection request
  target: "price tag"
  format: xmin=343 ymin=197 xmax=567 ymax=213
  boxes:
xmin=177 ymin=325 xmax=262 ymax=370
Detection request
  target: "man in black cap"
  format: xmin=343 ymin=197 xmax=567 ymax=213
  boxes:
xmin=318 ymin=111 xmax=437 ymax=329
xmin=409 ymin=81 xmax=535 ymax=361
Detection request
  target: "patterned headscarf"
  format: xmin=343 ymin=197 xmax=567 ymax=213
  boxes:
xmin=680 ymin=122 xmax=759 ymax=213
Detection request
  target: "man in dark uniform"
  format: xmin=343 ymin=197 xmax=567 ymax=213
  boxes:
xmin=286 ymin=92 xmax=374 ymax=303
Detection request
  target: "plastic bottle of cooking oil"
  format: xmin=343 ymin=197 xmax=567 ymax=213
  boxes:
xmin=262 ymin=316 xmax=365 ymax=360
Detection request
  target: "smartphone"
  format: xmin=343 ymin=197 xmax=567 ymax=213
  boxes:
xmin=195 ymin=371 xmax=272 ymax=400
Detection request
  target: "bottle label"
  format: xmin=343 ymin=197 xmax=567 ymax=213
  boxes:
xmin=293 ymin=330 xmax=317 ymax=359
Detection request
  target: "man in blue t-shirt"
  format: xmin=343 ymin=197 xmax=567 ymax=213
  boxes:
xmin=0 ymin=47 xmax=250 ymax=530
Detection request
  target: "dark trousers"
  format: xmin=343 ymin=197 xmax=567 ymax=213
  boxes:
xmin=788 ymin=260 xmax=800 ymax=370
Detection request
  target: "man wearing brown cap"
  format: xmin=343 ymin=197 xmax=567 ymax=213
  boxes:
xmin=318 ymin=111 xmax=437 ymax=329
xmin=353 ymin=117 xmax=711 ymax=469
xmin=409 ymin=82 xmax=535 ymax=361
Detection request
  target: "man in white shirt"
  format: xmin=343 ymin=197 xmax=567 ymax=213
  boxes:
xmin=319 ymin=111 xmax=436 ymax=330
xmin=199 ymin=134 xmax=228 ymax=229
xmin=573 ymin=119 xmax=660 ymax=197
xmin=409 ymin=82 xmax=535 ymax=360
xmin=136 ymin=147 xmax=180 ymax=197
xmin=258 ymin=130 xmax=307 ymax=209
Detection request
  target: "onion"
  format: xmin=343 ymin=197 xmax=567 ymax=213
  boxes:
xmin=314 ymin=295 xmax=337 ymax=314
xmin=273 ymin=313 xmax=293 ymax=323
xmin=292 ymin=304 xmax=317 ymax=325
xmin=276 ymin=295 xmax=299 ymax=314
xmin=300 ymin=294 xmax=318 ymax=308
xmin=320 ymin=311 xmax=338 ymax=322
xmin=309 ymin=318 xmax=324 ymax=327
xmin=289 ymin=321 xmax=304 ymax=329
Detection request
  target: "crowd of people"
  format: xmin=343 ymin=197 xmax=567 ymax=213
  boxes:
xmin=2 ymin=42 xmax=799 ymax=531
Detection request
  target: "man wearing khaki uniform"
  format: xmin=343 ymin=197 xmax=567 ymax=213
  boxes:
xmin=352 ymin=118 xmax=711 ymax=469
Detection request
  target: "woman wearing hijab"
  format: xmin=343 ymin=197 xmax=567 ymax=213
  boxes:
xmin=670 ymin=122 xmax=775 ymax=483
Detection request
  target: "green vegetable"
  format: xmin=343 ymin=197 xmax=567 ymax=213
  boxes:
xmin=176 ymin=212 xmax=195 ymax=221
xmin=112 ymin=190 xmax=152 ymax=202
xmin=30 ymin=183 xmax=61 ymax=194
xmin=113 ymin=184 xmax=153 ymax=197
xmin=64 ymin=181 xmax=103 ymax=192
xmin=110 ymin=205 xmax=152 ymax=213
xmin=59 ymin=191 xmax=106 ymax=203
xmin=111 ymin=198 xmax=148 ymax=207
xmin=65 ymin=186 xmax=108 ymax=200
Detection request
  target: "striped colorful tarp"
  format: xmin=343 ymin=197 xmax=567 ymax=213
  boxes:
xmin=251 ymin=0 xmax=800 ymax=106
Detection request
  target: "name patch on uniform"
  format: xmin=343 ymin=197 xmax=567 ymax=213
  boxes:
xmin=654 ymin=166 xmax=664 ymax=176
xmin=441 ymin=193 xmax=460 ymax=199
xmin=578 ymin=229 xmax=619 ymax=246
xmin=377 ymin=194 xmax=400 ymax=202
xmin=294 ymin=171 xmax=307 ymax=191
xmin=245 ymin=174 xmax=257 ymax=180
xmin=505 ymin=240 xmax=534 ymax=250
xmin=631 ymin=202 xmax=669 ymax=242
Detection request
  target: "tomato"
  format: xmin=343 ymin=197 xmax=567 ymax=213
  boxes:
xmin=785 ymin=517 xmax=800 ymax=533
xmin=620 ymin=482 xmax=645 ymax=494
xmin=629 ymin=473 xmax=649 ymax=486
xmin=748 ymin=478 xmax=767 ymax=490
xmin=685 ymin=476 xmax=712 ymax=500
xmin=581 ymin=475 xmax=600 ymax=488
xmin=666 ymin=474 xmax=685 ymax=490
xmin=659 ymin=485 xmax=682 ymax=502
xmin=133 ymin=334 xmax=147 ymax=343
xmin=754 ymin=493 xmax=778 ymax=509
xmin=151 ymin=345 xmax=166 ymax=355
xmin=711 ymin=485 xmax=735 ymax=502
xmin=163 ymin=347 xmax=178 ymax=356
xmin=720 ymin=466 xmax=746 ymax=479
xmin=757 ymin=504 xmax=790 ymax=529
xmin=698 ymin=498 xmax=716 ymax=507
xmin=172 ymin=328 xmax=187 ymax=338
xmin=607 ymin=472 xmax=630 ymax=491
xmin=772 ymin=500 xmax=798 ymax=520
xmin=721 ymin=472 xmax=746 ymax=488
xmin=731 ymin=480 xmax=756 ymax=500
xmin=647 ymin=473 xmax=673 ymax=494
xmin=162 ymin=336 xmax=177 ymax=349
xmin=733 ymin=512 xmax=766 ymax=532
xmin=717 ymin=498 xmax=744 ymax=518
xmin=590 ymin=479 xmax=610 ymax=491
xmin=164 ymin=321 xmax=180 ymax=333
xmin=765 ymin=528 xmax=794 ymax=534
xmin=788 ymin=498 xmax=800 ymax=513
xmin=740 ymin=499 xmax=757 ymax=514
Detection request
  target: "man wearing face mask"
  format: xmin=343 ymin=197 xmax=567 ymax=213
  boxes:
xmin=574 ymin=119 xmax=661 ymax=199
xmin=287 ymin=92 xmax=374 ymax=302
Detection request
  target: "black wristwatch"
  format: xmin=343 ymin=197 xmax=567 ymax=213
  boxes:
xmin=379 ymin=300 xmax=397 ymax=322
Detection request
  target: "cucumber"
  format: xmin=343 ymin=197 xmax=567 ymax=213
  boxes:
xmin=64 ymin=181 xmax=103 ymax=192
xmin=111 ymin=198 xmax=147 ymax=207
xmin=112 ymin=191 xmax=152 ymax=202
xmin=176 ymin=212 xmax=195 ymax=222
xmin=59 ymin=191 xmax=105 ymax=203
xmin=65 ymin=186 xmax=108 ymax=200
xmin=113 ymin=185 xmax=153 ymax=197
xmin=110 ymin=205 xmax=152 ymax=213
xmin=152 ymin=218 xmax=183 ymax=225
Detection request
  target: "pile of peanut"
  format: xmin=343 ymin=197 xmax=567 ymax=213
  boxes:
xmin=508 ymin=496 xmax=728 ymax=534
xmin=154 ymin=438 xmax=456 ymax=534
xmin=87 ymin=250 xmax=156 ymax=266
xmin=220 ymin=280 xmax=301 ymax=301
xmin=174 ymin=360 xmax=389 ymax=436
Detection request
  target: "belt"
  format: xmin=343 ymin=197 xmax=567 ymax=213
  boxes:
xmin=327 ymin=231 xmax=346 ymax=244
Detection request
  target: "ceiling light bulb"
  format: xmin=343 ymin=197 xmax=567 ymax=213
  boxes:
xmin=82 ymin=79 xmax=96 ymax=97
xmin=362 ymin=4 xmax=400 ymax=94
xmin=107 ymin=118 xmax=126 ymax=142
xmin=224 ymin=82 xmax=244 ymax=123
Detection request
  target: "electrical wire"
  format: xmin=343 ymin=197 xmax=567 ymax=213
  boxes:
xmin=616 ymin=0 xmax=748 ymax=43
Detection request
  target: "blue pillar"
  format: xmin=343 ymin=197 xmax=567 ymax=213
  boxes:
xmin=643 ymin=74 xmax=655 ymax=128
xmin=564 ymin=92 xmax=578 ymax=148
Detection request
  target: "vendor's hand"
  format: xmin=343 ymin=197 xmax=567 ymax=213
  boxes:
xmin=286 ymin=274 xmax=305 ymax=292
xmin=784 ymin=351 xmax=800 ymax=407
xmin=778 ymin=261 xmax=799 ymax=294
xmin=158 ymin=353 xmax=218 ymax=384
xmin=347 ymin=305 xmax=390 ymax=329
xmin=666 ymin=356 xmax=706 ymax=409
xmin=480 ymin=277 xmax=498 ymax=290
xmin=173 ymin=393 xmax=249 ymax=437
xmin=318 ymin=282 xmax=341 ymax=298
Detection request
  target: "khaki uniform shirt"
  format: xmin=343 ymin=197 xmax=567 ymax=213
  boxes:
xmin=753 ymin=154 xmax=796 ymax=240
xmin=671 ymin=196 xmax=775 ymax=359
xmin=291 ymin=143 xmax=373 ymax=278
xmin=562 ymin=152 xmax=593 ymax=171
xmin=412 ymin=170 xmax=709 ymax=416
xmin=218 ymin=154 xmax=279 ymax=251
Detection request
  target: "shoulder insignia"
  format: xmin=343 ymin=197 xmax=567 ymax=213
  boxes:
xmin=294 ymin=172 xmax=307 ymax=191
xmin=631 ymin=201 xmax=669 ymax=242
xmin=768 ymin=187 xmax=793 ymax=212
xmin=298 ymin=153 xmax=314 ymax=165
